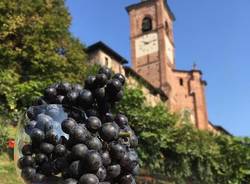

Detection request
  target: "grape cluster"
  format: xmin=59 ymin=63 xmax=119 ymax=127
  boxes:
xmin=18 ymin=67 xmax=139 ymax=184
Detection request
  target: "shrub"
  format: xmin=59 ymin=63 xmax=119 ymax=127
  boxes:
xmin=116 ymin=86 xmax=250 ymax=184
xmin=0 ymin=122 xmax=9 ymax=153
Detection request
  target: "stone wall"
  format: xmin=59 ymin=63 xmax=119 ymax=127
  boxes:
xmin=88 ymin=49 xmax=125 ymax=75
xmin=126 ymin=73 xmax=167 ymax=107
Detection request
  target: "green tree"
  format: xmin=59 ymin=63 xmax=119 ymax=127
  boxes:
xmin=0 ymin=0 xmax=87 ymax=120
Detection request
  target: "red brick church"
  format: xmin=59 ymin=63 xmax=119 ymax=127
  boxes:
xmin=87 ymin=0 xmax=229 ymax=134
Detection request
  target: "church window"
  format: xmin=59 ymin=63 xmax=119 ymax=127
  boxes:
xmin=142 ymin=17 xmax=152 ymax=33
xmin=105 ymin=57 xmax=109 ymax=66
xmin=179 ymin=78 xmax=184 ymax=86
xmin=165 ymin=21 xmax=169 ymax=32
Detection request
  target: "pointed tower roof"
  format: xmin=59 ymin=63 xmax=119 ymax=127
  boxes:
xmin=126 ymin=0 xmax=175 ymax=21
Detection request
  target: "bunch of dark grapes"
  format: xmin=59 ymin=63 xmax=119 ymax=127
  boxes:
xmin=18 ymin=67 xmax=139 ymax=184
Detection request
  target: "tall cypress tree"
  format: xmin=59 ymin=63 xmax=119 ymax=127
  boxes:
xmin=0 ymin=0 xmax=87 ymax=118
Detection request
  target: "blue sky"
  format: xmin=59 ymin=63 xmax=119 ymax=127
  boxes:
xmin=65 ymin=0 xmax=250 ymax=136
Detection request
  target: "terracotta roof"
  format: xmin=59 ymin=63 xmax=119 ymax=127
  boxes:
xmin=124 ymin=66 xmax=168 ymax=100
xmin=209 ymin=121 xmax=232 ymax=136
xmin=173 ymin=69 xmax=207 ymax=86
xmin=173 ymin=69 xmax=203 ymax=75
xmin=126 ymin=0 xmax=176 ymax=21
xmin=86 ymin=41 xmax=128 ymax=64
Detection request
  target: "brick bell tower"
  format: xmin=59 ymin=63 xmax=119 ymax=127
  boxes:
xmin=126 ymin=0 xmax=176 ymax=96
xmin=127 ymin=0 xmax=210 ymax=130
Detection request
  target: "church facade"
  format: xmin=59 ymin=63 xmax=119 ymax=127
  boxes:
xmin=87 ymin=0 xmax=227 ymax=133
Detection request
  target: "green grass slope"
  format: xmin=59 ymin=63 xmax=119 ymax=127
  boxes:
xmin=0 ymin=153 xmax=22 ymax=184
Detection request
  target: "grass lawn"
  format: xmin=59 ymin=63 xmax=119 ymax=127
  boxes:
xmin=0 ymin=153 xmax=22 ymax=184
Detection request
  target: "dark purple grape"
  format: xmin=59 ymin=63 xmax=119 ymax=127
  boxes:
xmin=98 ymin=67 xmax=112 ymax=79
xmin=21 ymin=144 xmax=33 ymax=155
xmin=71 ymin=144 xmax=88 ymax=160
xmin=35 ymin=114 xmax=53 ymax=132
xmin=115 ymin=114 xmax=128 ymax=128
xmin=30 ymin=128 xmax=45 ymax=143
xmin=45 ymin=129 xmax=59 ymax=145
xmin=103 ymin=113 xmax=114 ymax=123
xmin=63 ymin=178 xmax=78 ymax=184
xmin=113 ymin=73 xmax=125 ymax=85
xmin=22 ymin=155 xmax=35 ymax=167
xmin=85 ymin=150 xmax=102 ymax=172
xmin=35 ymin=121 xmax=53 ymax=133
xmin=120 ymin=151 xmax=138 ymax=172
xmin=86 ymin=116 xmax=102 ymax=132
xmin=35 ymin=153 xmax=48 ymax=165
xmin=86 ymin=109 xmax=99 ymax=117
xmin=55 ymin=157 xmax=69 ymax=171
xmin=95 ymin=73 xmax=108 ymax=87
xmin=21 ymin=167 xmax=36 ymax=181
xmin=33 ymin=97 xmax=47 ymax=106
xmin=79 ymin=173 xmax=99 ymax=184
xmin=132 ymin=164 xmax=139 ymax=176
xmin=100 ymin=122 xmax=120 ymax=142
xmin=70 ymin=126 xmax=91 ymax=143
xmin=55 ymin=95 xmax=65 ymax=104
xmin=107 ymin=164 xmax=121 ymax=179
xmin=32 ymin=173 xmax=46 ymax=183
xmin=106 ymin=79 xmax=122 ymax=94
xmin=78 ymin=89 xmax=94 ymax=108
xmin=27 ymin=108 xmax=36 ymax=120
xmin=101 ymin=151 xmax=111 ymax=167
xmin=37 ymin=113 xmax=53 ymax=124
xmin=65 ymin=137 xmax=75 ymax=150
xmin=72 ymin=84 xmax=83 ymax=92
xmin=62 ymin=118 xmax=77 ymax=134
xmin=39 ymin=162 xmax=54 ymax=176
xmin=111 ymin=90 xmax=124 ymax=102
xmin=78 ymin=123 xmax=87 ymax=130
xmin=110 ymin=143 xmax=126 ymax=160
xmin=65 ymin=91 xmax=79 ymax=105
xmin=130 ymin=135 xmax=139 ymax=148
xmin=54 ymin=144 xmax=66 ymax=157
xmin=18 ymin=158 xmax=25 ymax=169
xmin=119 ymin=174 xmax=136 ymax=184
xmin=49 ymin=83 xmax=59 ymax=88
xmin=98 ymin=101 xmax=111 ymax=115
xmin=86 ymin=137 xmax=102 ymax=151
xmin=95 ymin=87 xmax=106 ymax=101
xmin=44 ymin=87 xmax=57 ymax=102
xmin=84 ymin=76 xmax=96 ymax=90
xmin=96 ymin=166 xmax=107 ymax=181
xmin=128 ymin=150 xmax=139 ymax=162
xmin=40 ymin=142 xmax=54 ymax=155
xmin=57 ymin=82 xmax=72 ymax=95
xmin=120 ymin=153 xmax=131 ymax=170
xmin=68 ymin=160 xmax=83 ymax=179
xmin=34 ymin=106 xmax=46 ymax=115
xmin=25 ymin=120 xmax=37 ymax=135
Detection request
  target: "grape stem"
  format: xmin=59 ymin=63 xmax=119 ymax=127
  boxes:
xmin=119 ymin=132 xmax=131 ymax=138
